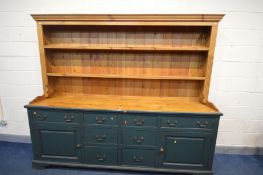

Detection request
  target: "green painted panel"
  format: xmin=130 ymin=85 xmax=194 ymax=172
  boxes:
xmin=29 ymin=109 xmax=82 ymax=124
xmin=85 ymin=126 xmax=118 ymax=145
xmin=84 ymin=146 xmax=117 ymax=165
xmin=84 ymin=113 xmax=118 ymax=126
xmin=32 ymin=123 xmax=81 ymax=162
xmin=121 ymin=148 xmax=156 ymax=167
xmin=26 ymin=107 xmax=220 ymax=173
xmin=122 ymin=114 xmax=157 ymax=127
xmin=122 ymin=128 xmax=157 ymax=147
xmin=160 ymin=132 xmax=213 ymax=170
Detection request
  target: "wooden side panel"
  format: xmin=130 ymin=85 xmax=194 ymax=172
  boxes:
xmin=36 ymin=23 xmax=53 ymax=97
xmin=202 ymin=25 xmax=218 ymax=102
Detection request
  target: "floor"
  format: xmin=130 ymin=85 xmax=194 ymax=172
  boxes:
xmin=0 ymin=141 xmax=262 ymax=175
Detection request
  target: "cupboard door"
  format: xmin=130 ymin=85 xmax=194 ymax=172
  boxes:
xmin=159 ymin=132 xmax=214 ymax=170
xmin=31 ymin=123 xmax=82 ymax=163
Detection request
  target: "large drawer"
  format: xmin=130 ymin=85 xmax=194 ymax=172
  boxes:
xmin=160 ymin=116 xmax=218 ymax=130
xmin=29 ymin=109 xmax=82 ymax=124
xmin=122 ymin=128 xmax=157 ymax=147
xmin=84 ymin=113 xmax=118 ymax=126
xmin=84 ymin=126 xmax=118 ymax=145
xmin=121 ymin=148 xmax=156 ymax=167
xmin=84 ymin=146 xmax=118 ymax=165
xmin=122 ymin=114 xmax=157 ymax=127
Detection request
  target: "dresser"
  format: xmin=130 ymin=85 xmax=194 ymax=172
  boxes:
xmin=25 ymin=14 xmax=224 ymax=175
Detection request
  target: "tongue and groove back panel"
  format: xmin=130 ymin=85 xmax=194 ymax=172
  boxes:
xmin=41 ymin=23 xmax=212 ymax=100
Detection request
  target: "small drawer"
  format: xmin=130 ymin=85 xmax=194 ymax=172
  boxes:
xmin=84 ymin=113 xmax=118 ymax=126
xmin=30 ymin=110 xmax=82 ymax=124
xmin=84 ymin=147 xmax=117 ymax=165
xmin=160 ymin=116 xmax=217 ymax=130
xmin=122 ymin=115 xmax=157 ymax=127
xmin=85 ymin=126 xmax=118 ymax=144
xmin=122 ymin=129 xmax=156 ymax=146
xmin=121 ymin=149 xmax=156 ymax=167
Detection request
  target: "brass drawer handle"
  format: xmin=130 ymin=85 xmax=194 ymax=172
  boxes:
xmin=197 ymin=121 xmax=209 ymax=128
xmin=96 ymin=134 xmax=107 ymax=142
xmin=64 ymin=115 xmax=74 ymax=122
xmin=167 ymin=120 xmax=177 ymax=127
xmin=96 ymin=154 xmax=106 ymax=161
xmin=133 ymin=136 xmax=144 ymax=143
xmin=133 ymin=156 xmax=143 ymax=162
xmin=134 ymin=118 xmax=144 ymax=126
xmin=96 ymin=117 xmax=106 ymax=124
xmin=33 ymin=112 xmax=47 ymax=121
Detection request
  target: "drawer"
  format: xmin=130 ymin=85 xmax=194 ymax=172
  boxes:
xmin=85 ymin=126 xmax=118 ymax=145
xmin=122 ymin=129 xmax=157 ymax=147
xmin=84 ymin=113 xmax=118 ymax=126
xmin=121 ymin=148 xmax=156 ymax=167
xmin=122 ymin=115 xmax=157 ymax=127
xmin=30 ymin=110 xmax=82 ymax=124
xmin=84 ymin=146 xmax=117 ymax=165
xmin=160 ymin=116 xmax=218 ymax=130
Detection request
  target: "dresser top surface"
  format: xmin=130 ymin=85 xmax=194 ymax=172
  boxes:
xmin=27 ymin=95 xmax=219 ymax=114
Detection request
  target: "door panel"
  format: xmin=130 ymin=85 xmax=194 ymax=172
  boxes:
xmin=32 ymin=123 xmax=81 ymax=162
xmin=160 ymin=132 xmax=213 ymax=170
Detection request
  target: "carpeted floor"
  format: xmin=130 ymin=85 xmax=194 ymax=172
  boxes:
xmin=0 ymin=141 xmax=262 ymax=175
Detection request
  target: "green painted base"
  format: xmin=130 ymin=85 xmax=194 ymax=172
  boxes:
xmin=32 ymin=162 xmax=49 ymax=170
xmin=32 ymin=160 xmax=214 ymax=175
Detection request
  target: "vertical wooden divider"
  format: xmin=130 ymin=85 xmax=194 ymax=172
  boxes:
xmin=36 ymin=23 xmax=53 ymax=97
xmin=202 ymin=24 xmax=219 ymax=103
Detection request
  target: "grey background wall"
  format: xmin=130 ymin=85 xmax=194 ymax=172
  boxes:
xmin=0 ymin=0 xmax=263 ymax=148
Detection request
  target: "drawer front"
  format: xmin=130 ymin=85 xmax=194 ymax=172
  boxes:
xmin=84 ymin=147 xmax=117 ymax=165
xmin=30 ymin=110 xmax=82 ymax=124
xmin=85 ymin=127 xmax=118 ymax=145
xmin=122 ymin=115 xmax=157 ymax=127
xmin=122 ymin=129 xmax=157 ymax=146
xmin=160 ymin=116 xmax=218 ymax=130
xmin=84 ymin=113 xmax=118 ymax=126
xmin=121 ymin=149 xmax=156 ymax=167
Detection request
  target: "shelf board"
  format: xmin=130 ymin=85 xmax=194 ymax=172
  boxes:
xmin=44 ymin=44 xmax=209 ymax=51
xmin=46 ymin=73 xmax=206 ymax=80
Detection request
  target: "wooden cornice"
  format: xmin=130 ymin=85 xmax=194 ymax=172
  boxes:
xmin=31 ymin=14 xmax=224 ymax=22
